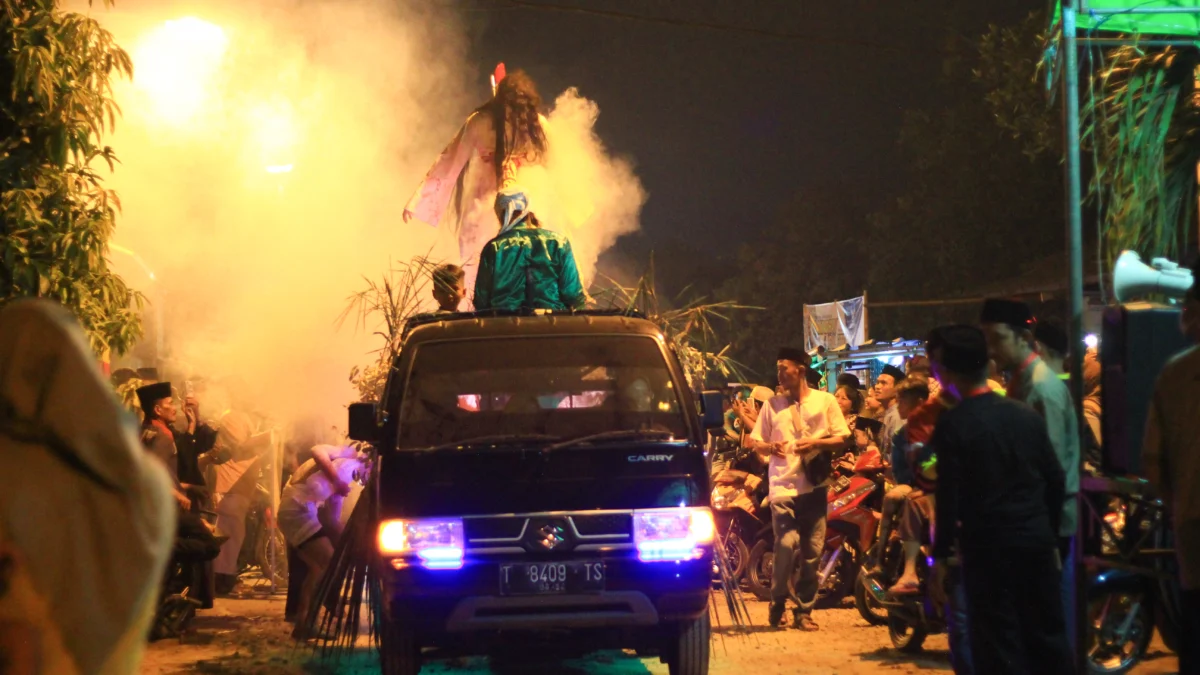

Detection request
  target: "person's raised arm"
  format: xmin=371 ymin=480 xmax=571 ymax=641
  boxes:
xmin=311 ymin=445 xmax=353 ymax=496
xmin=747 ymin=402 xmax=777 ymax=458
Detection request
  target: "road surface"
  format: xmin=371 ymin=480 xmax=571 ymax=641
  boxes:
xmin=141 ymin=587 xmax=1179 ymax=674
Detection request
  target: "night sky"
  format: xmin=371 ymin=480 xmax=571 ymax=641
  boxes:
xmin=469 ymin=0 xmax=1043 ymax=271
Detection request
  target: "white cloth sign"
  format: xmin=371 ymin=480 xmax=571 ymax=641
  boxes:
xmin=803 ymin=296 xmax=867 ymax=351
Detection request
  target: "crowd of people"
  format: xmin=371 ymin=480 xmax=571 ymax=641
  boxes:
xmin=717 ymin=280 xmax=1200 ymax=675
xmin=111 ymin=370 xmax=370 ymax=642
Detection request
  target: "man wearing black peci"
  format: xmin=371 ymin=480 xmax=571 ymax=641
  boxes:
xmin=748 ymin=347 xmax=851 ymax=630
xmin=927 ymin=325 xmax=1073 ymax=675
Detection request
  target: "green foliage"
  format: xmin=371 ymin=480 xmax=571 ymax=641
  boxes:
xmin=1082 ymin=46 xmax=1199 ymax=266
xmin=114 ymin=375 xmax=145 ymax=419
xmin=0 ymin=0 xmax=143 ymax=356
xmin=862 ymin=15 xmax=1063 ymax=338
xmin=595 ymin=255 xmax=759 ymax=390
xmin=977 ymin=11 xmax=1061 ymax=160
xmin=340 ymin=256 xmax=440 ymax=403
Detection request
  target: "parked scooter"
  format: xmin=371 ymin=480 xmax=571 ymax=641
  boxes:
xmin=711 ymin=445 xmax=769 ymax=584
xmin=237 ymin=483 xmax=288 ymax=588
xmin=860 ymin=543 xmax=947 ymax=652
xmin=1087 ymin=496 xmax=1182 ymax=674
xmin=745 ymin=448 xmax=888 ymax=606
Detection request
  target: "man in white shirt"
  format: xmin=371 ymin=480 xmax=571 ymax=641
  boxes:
xmin=749 ymin=347 xmax=852 ymax=630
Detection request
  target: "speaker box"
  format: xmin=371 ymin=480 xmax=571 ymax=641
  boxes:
xmin=1101 ymin=303 xmax=1191 ymax=476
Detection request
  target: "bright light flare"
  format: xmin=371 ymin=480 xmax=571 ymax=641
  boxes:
xmin=378 ymin=518 xmax=465 ymax=570
xmin=132 ymin=18 xmax=228 ymax=126
xmin=633 ymin=507 xmax=714 ymax=563
xmin=1084 ymin=334 xmax=1099 ymax=350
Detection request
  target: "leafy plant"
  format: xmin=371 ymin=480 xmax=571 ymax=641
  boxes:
xmin=1082 ymin=45 xmax=1200 ymax=267
xmin=0 ymin=0 xmax=143 ymax=357
xmin=594 ymin=255 xmax=759 ymax=390
xmin=339 ymin=256 xmax=441 ymax=403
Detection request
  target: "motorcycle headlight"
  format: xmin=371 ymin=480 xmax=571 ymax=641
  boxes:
xmin=633 ymin=507 xmax=715 ymax=562
xmin=378 ymin=518 xmax=464 ymax=569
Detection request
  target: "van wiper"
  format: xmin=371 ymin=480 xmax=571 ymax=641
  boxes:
xmin=544 ymin=429 xmax=677 ymax=452
xmin=422 ymin=433 xmax=561 ymax=452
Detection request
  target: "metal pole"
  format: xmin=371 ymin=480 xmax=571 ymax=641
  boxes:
xmin=1086 ymin=5 xmax=1200 ymax=14
xmin=1062 ymin=4 xmax=1089 ymax=672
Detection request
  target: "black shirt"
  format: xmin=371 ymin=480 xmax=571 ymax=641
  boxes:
xmin=932 ymin=392 xmax=1066 ymax=558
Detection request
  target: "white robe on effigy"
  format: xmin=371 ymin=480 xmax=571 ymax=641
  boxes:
xmin=404 ymin=111 xmax=549 ymax=296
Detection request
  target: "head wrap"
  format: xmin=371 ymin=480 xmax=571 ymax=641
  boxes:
xmin=980 ymin=298 xmax=1036 ymax=331
xmin=777 ymin=347 xmax=808 ymax=365
xmin=880 ymin=364 xmax=907 ymax=383
xmin=494 ymin=189 xmax=532 ymax=233
xmin=135 ymin=381 xmax=172 ymax=415
xmin=0 ymin=299 xmax=174 ymax=671
xmin=1034 ymin=318 xmax=1069 ymax=356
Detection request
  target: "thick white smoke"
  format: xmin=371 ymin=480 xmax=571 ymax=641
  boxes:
xmin=84 ymin=0 xmax=645 ymax=431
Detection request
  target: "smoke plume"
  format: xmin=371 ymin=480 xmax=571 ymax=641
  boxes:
xmin=84 ymin=0 xmax=645 ymax=431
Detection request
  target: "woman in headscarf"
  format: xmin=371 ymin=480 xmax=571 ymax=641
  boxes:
xmin=403 ymin=66 xmax=549 ymax=296
xmin=0 ymin=299 xmax=175 ymax=673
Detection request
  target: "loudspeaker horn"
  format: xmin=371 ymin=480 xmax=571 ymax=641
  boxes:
xmin=1113 ymin=250 xmax=1194 ymax=303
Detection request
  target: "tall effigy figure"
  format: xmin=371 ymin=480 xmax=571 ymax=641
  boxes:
xmin=403 ymin=64 xmax=549 ymax=300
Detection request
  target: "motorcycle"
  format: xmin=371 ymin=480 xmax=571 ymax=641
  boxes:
xmin=1087 ymin=496 xmax=1182 ymax=674
xmin=860 ymin=543 xmax=947 ymax=652
xmin=744 ymin=447 xmax=888 ymax=607
xmin=237 ymin=483 xmax=288 ymax=588
xmin=711 ymin=444 xmax=769 ymax=584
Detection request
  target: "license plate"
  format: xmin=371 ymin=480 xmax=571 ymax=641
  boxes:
xmin=500 ymin=561 xmax=605 ymax=595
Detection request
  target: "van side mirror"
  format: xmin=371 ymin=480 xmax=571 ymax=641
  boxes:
xmin=348 ymin=402 xmax=380 ymax=442
xmin=700 ymin=390 xmax=725 ymax=430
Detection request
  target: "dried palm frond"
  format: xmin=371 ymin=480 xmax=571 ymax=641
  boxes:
xmin=339 ymin=254 xmax=444 ymax=402
xmin=1082 ymin=45 xmax=1200 ymax=268
xmin=594 ymin=255 xmax=760 ymax=389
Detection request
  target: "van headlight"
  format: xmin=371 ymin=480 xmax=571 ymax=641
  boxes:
xmin=633 ymin=507 xmax=715 ymax=562
xmin=378 ymin=518 xmax=464 ymax=569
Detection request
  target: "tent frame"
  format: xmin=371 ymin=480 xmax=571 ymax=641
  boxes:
xmin=1060 ymin=2 xmax=1200 ymax=671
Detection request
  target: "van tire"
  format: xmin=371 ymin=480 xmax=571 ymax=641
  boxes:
xmin=380 ymin=618 xmax=420 ymax=675
xmin=665 ymin=612 xmax=710 ymax=675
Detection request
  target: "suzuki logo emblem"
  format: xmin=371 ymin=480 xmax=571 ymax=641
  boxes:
xmin=534 ymin=523 xmax=567 ymax=551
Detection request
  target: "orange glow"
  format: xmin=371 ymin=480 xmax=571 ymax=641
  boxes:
xmin=131 ymin=18 xmax=228 ymax=126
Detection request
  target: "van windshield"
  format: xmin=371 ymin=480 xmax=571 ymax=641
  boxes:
xmin=395 ymin=335 xmax=688 ymax=450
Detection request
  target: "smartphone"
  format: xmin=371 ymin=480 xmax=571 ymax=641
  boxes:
xmin=184 ymin=380 xmax=194 ymax=398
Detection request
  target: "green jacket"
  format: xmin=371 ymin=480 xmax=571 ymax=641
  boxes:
xmin=474 ymin=224 xmax=586 ymax=311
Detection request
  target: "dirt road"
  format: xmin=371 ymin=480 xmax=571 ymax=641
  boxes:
xmin=141 ymin=592 xmax=1179 ymax=674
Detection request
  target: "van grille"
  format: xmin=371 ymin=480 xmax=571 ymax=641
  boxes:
xmin=462 ymin=511 xmax=632 ymax=550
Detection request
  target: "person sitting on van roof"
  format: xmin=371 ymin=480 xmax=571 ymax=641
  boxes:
xmin=473 ymin=190 xmax=587 ymax=312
